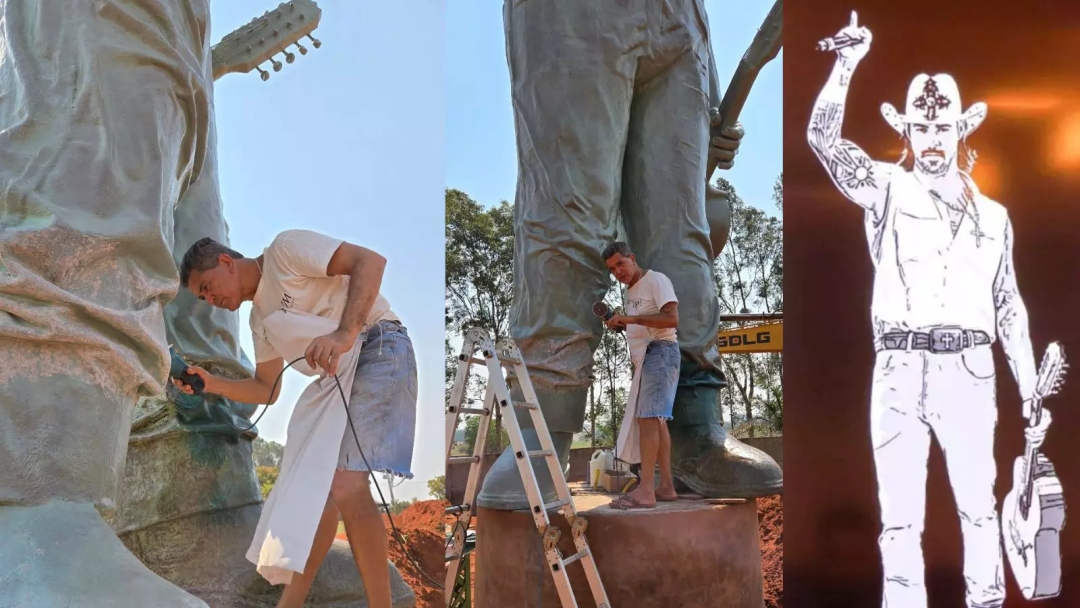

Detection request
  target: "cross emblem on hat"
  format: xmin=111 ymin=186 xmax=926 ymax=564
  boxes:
xmin=912 ymin=77 xmax=952 ymax=121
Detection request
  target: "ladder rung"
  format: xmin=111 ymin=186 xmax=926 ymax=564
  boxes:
xmin=561 ymin=548 xmax=589 ymax=567
xmin=471 ymin=354 xmax=523 ymax=367
xmin=448 ymin=330 xmax=610 ymax=608
xmin=543 ymin=498 xmax=571 ymax=511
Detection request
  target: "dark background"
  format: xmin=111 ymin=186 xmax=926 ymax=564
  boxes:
xmin=784 ymin=1 xmax=1080 ymax=606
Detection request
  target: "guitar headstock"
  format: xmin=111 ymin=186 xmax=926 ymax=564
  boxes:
xmin=211 ymin=0 xmax=322 ymax=82
xmin=1036 ymin=341 xmax=1067 ymax=399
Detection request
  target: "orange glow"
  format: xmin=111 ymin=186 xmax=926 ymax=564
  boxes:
xmin=1049 ymin=111 xmax=1080 ymax=169
xmin=971 ymin=158 xmax=1000 ymax=198
xmin=883 ymin=147 xmax=904 ymax=158
xmin=984 ymin=92 xmax=1065 ymax=114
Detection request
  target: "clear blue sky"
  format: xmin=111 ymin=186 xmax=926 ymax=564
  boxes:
xmin=209 ymin=1 xmax=445 ymax=503
xmin=446 ymin=0 xmax=783 ymax=213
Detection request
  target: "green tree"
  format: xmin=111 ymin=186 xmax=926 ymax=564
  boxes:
xmin=445 ymin=189 xmax=516 ymax=451
xmin=589 ymin=287 xmax=631 ymax=448
xmin=713 ymin=173 xmax=783 ymax=436
xmin=427 ymin=475 xmax=447 ymax=501
xmin=256 ymin=465 xmax=279 ymax=499
xmin=445 ymin=189 xmax=515 ymax=341
xmin=252 ymin=437 xmax=284 ymax=469
xmin=462 ymin=412 xmax=510 ymax=455
xmin=444 ymin=188 xmax=635 ymax=454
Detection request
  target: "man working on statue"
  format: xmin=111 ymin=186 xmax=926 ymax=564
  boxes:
xmin=172 ymin=229 xmax=417 ymax=608
xmin=601 ymin=242 xmax=680 ymax=510
xmin=807 ymin=12 xmax=1051 ymax=608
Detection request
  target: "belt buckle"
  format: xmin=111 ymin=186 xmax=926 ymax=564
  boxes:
xmin=928 ymin=327 xmax=964 ymax=354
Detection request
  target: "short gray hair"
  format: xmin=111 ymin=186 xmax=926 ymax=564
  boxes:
xmin=179 ymin=238 xmax=244 ymax=287
xmin=601 ymin=241 xmax=633 ymax=261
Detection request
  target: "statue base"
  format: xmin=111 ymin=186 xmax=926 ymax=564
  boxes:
xmin=474 ymin=490 xmax=764 ymax=608
xmin=111 ymin=397 xmax=415 ymax=607
xmin=119 ymin=504 xmax=416 ymax=608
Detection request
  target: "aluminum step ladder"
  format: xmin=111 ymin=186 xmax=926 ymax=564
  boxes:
xmin=444 ymin=327 xmax=611 ymax=608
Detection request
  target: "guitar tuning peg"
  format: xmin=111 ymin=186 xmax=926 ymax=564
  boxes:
xmin=270 ymin=57 xmax=283 ymax=72
xmin=284 ymin=51 xmax=295 ymax=64
xmin=257 ymin=66 xmax=270 ymax=81
xmin=307 ymin=34 xmax=321 ymax=48
xmin=294 ymin=42 xmax=307 ymax=55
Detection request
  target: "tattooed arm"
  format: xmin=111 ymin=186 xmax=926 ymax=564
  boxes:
xmin=807 ymin=60 xmax=891 ymax=218
xmin=993 ymin=217 xmax=1037 ymax=407
xmin=807 ymin=15 xmax=890 ymax=218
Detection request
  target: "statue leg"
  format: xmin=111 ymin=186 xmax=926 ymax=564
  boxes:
xmin=477 ymin=0 xmax=639 ymax=510
xmin=0 ymin=1 xmax=214 ymax=605
xmin=619 ymin=1 xmax=782 ymax=498
xmin=111 ymin=40 xmax=414 ymax=608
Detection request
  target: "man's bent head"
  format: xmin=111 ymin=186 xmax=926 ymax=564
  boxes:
xmin=602 ymin=241 xmax=640 ymax=285
xmin=179 ymin=238 xmax=248 ymax=311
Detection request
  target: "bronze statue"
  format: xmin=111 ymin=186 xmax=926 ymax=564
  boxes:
xmin=0 ymin=1 xmax=411 ymax=606
xmin=477 ymin=0 xmax=784 ymax=510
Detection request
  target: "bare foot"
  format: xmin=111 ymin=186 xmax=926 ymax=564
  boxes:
xmin=610 ymin=488 xmax=657 ymax=510
xmin=656 ymin=487 xmax=678 ymax=502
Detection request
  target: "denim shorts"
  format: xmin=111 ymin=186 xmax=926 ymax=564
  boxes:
xmin=337 ymin=320 xmax=417 ymax=479
xmin=636 ymin=340 xmax=680 ymax=420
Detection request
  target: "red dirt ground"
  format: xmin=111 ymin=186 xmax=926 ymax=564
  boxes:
xmin=757 ymin=495 xmax=783 ymax=608
xmin=336 ymin=500 xmax=448 ymax=608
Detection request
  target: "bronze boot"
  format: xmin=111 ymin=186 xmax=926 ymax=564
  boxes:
xmin=668 ymin=386 xmax=783 ymax=498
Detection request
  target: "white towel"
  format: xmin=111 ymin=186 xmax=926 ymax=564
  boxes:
xmin=244 ymin=310 xmax=363 ymax=586
xmin=616 ymin=352 xmax=645 ymax=466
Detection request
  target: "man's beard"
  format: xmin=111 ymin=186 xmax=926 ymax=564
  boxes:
xmin=914 ymin=150 xmax=952 ymax=177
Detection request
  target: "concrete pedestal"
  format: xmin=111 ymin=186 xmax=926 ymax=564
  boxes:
xmin=474 ymin=493 xmax=764 ymax=608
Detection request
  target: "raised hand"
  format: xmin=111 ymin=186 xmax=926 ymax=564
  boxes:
xmin=835 ymin=11 xmax=872 ymax=64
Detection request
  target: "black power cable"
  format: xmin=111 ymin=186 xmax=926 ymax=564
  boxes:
xmin=202 ymin=356 xmax=444 ymax=591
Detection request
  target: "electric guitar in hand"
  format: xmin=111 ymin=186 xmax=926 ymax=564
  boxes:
xmin=1003 ymin=341 xmax=1067 ymax=600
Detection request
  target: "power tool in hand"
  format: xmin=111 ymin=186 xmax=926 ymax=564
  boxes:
xmin=169 ymin=346 xmax=206 ymax=396
xmin=592 ymin=301 xmax=625 ymax=333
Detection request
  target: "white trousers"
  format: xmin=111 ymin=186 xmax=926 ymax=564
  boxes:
xmin=870 ymin=344 xmax=1005 ymax=608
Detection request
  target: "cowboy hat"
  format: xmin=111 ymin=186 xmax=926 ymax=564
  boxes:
xmin=881 ymin=73 xmax=987 ymax=138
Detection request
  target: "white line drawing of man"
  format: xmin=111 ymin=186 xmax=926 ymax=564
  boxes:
xmin=806 ymin=12 xmax=1054 ymax=608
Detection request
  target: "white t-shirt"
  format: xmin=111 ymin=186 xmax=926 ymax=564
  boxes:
xmin=249 ymin=229 xmax=399 ymax=364
xmin=624 ymin=269 xmax=678 ymax=363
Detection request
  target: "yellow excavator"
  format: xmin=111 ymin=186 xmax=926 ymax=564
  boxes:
xmin=717 ymin=313 xmax=782 ymax=354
